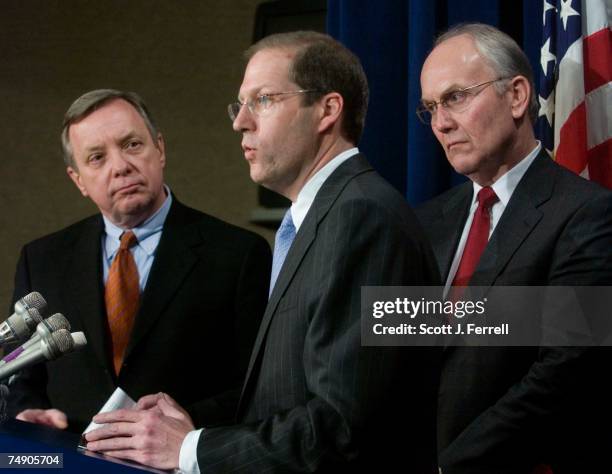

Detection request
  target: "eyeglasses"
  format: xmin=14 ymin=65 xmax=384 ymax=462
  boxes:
xmin=416 ymin=78 xmax=509 ymax=124
xmin=228 ymin=89 xmax=322 ymax=121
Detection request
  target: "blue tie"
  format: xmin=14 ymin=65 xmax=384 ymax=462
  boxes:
xmin=270 ymin=209 xmax=296 ymax=295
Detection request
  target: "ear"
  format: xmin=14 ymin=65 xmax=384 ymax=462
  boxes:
xmin=156 ymin=133 xmax=166 ymax=168
xmin=317 ymin=92 xmax=344 ymax=134
xmin=508 ymin=75 xmax=531 ymax=120
xmin=67 ymin=166 xmax=89 ymax=197
xmin=155 ymin=133 xmax=166 ymax=168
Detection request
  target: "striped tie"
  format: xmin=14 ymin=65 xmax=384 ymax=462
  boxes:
xmin=269 ymin=210 xmax=296 ymax=295
xmin=105 ymin=231 xmax=139 ymax=375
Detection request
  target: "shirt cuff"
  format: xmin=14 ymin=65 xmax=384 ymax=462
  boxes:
xmin=179 ymin=428 xmax=203 ymax=474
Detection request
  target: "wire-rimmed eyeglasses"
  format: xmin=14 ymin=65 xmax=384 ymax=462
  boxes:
xmin=416 ymin=77 xmax=509 ymax=124
xmin=228 ymin=89 xmax=323 ymax=121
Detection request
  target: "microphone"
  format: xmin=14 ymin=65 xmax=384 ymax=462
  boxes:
xmin=70 ymin=331 xmax=87 ymax=351
xmin=0 ymin=292 xmax=47 ymax=346
xmin=0 ymin=330 xmax=87 ymax=382
xmin=0 ymin=314 xmax=71 ymax=366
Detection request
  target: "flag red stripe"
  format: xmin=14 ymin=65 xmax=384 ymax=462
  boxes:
xmin=583 ymin=27 xmax=612 ymax=94
xmin=555 ymin=102 xmax=587 ymax=174
xmin=587 ymin=139 xmax=612 ymax=189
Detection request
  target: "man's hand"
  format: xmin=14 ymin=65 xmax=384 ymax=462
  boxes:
xmin=85 ymin=392 xmax=195 ymax=470
xmin=16 ymin=408 xmax=68 ymax=429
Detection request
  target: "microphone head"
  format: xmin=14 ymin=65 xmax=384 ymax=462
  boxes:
xmin=53 ymin=329 xmax=74 ymax=353
xmin=16 ymin=292 xmax=47 ymax=313
xmin=23 ymin=307 xmax=44 ymax=330
xmin=1 ymin=308 xmax=43 ymax=342
xmin=1 ymin=293 xmax=47 ymax=345
xmin=70 ymin=331 xmax=87 ymax=351
xmin=44 ymin=313 xmax=71 ymax=332
xmin=43 ymin=329 xmax=74 ymax=360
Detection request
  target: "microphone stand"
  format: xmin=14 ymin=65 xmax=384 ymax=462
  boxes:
xmin=0 ymin=382 xmax=8 ymax=423
xmin=0 ymin=374 xmax=18 ymax=423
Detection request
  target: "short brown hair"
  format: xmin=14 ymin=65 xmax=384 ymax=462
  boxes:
xmin=246 ymin=31 xmax=369 ymax=144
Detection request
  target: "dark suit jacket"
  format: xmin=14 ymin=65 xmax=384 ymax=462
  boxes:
xmin=416 ymin=151 xmax=612 ymax=474
xmin=7 ymin=198 xmax=271 ymax=433
xmin=194 ymin=154 xmax=442 ymax=472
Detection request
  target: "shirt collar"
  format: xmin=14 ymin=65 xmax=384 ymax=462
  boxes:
xmin=291 ymin=147 xmax=359 ymax=230
xmin=471 ymin=142 xmax=541 ymax=208
xmin=103 ymin=185 xmax=173 ymax=260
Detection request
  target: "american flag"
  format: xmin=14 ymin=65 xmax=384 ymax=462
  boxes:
xmin=538 ymin=0 xmax=611 ymax=189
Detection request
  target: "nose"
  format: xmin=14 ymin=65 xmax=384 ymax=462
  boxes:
xmin=109 ymin=149 xmax=133 ymax=176
xmin=232 ymin=103 xmax=256 ymax=133
xmin=431 ymin=106 xmax=456 ymax=133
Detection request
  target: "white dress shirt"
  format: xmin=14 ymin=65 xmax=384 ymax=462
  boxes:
xmin=291 ymin=147 xmax=359 ymax=230
xmin=444 ymin=143 xmax=541 ymax=296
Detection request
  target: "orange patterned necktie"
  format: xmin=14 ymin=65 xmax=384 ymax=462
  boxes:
xmin=105 ymin=231 xmax=140 ymax=375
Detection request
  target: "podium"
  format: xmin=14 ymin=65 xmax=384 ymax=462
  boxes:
xmin=0 ymin=418 xmax=167 ymax=473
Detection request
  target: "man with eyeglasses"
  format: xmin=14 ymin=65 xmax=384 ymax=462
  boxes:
xmin=85 ymin=31 xmax=442 ymax=472
xmin=416 ymin=23 xmax=612 ymax=473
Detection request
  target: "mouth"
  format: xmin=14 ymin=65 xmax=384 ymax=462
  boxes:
xmin=446 ymin=141 xmax=467 ymax=151
xmin=242 ymin=144 xmax=256 ymax=160
xmin=113 ymin=182 xmax=142 ymax=196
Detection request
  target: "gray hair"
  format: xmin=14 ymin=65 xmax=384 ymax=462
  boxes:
xmin=61 ymin=89 xmax=159 ymax=167
xmin=435 ymin=23 xmax=539 ymax=123
xmin=246 ymin=31 xmax=369 ymax=144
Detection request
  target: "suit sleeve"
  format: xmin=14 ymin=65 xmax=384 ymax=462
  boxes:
xmin=194 ymin=198 xmax=440 ymax=472
xmin=5 ymin=246 xmax=52 ymax=415
xmin=186 ymin=235 xmax=271 ymax=427
xmin=440 ymin=192 xmax=612 ymax=472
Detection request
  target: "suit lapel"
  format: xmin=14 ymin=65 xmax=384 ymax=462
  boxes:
xmin=433 ymin=184 xmax=472 ymax=280
xmin=124 ymin=200 xmax=200 ymax=359
xmin=471 ymin=151 xmax=554 ymax=286
xmin=234 ymin=220 xmax=316 ymax=418
xmin=61 ymin=216 xmax=110 ymax=372
xmin=237 ymin=154 xmax=373 ymax=415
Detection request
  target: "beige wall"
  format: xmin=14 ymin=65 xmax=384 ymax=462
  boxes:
xmin=0 ymin=0 xmax=274 ymax=314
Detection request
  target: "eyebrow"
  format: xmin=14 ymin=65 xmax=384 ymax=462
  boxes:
xmin=117 ymin=131 xmax=141 ymax=142
xmin=82 ymin=143 xmax=105 ymax=155
xmin=421 ymin=83 xmax=465 ymax=102
xmin=81 ymin=131 xmax=142 ymax=154
xmin=238 ymin=84 xmax=281 ymax=101
xmin=238 ymin=87 xmax=262 ymax=102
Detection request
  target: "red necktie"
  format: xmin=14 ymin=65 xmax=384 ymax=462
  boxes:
xmin=452 ymin=186 xmax=498 ymax=287
xmin=532 ymin=464 xmax=553 ymax=474
xmin=105 ymin=231 xmax=139 ymax=375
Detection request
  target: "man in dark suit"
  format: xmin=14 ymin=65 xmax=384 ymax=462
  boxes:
xmin=415 ymin=24 xmax=612 ymax=473
xmin=7 ymin=89 xmax=271 ymax=433
xmin=85 ymin=32 xmax=441 ymax=472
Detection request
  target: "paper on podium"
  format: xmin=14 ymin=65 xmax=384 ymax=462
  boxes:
xmin=77 ymin=388 xmax=171 ymax=472
xmin=81 ymin=387 xmax=136 ymax=439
